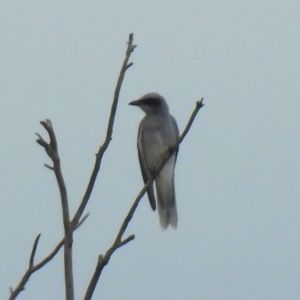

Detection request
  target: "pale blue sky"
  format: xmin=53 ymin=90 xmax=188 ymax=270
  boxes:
xmin=1 ymin=1 xmax=300 ymax=299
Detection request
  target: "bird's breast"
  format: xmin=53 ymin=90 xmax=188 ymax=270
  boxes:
xmin=139 ymin=115 xmax=177 ymax=172
xmin=142 ymin=130 xmax=169 ymax=171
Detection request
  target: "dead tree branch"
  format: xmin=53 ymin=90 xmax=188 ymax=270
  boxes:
xmin=84 ymin=98 xmax=204 ymax=300
xmin=9 ymin=214 xmax=88 ymax=300
xmin=71 ymin=33 xmax=136 ymax=229
xmin=36 ymin=119 xmax=74 ymax=300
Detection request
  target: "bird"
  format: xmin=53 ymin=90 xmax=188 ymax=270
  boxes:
xmin=129 ymin=93 xmax=179 ymax=229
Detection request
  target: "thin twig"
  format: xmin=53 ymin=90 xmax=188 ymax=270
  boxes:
xmin=9 ymin=216 xmax=88 ymax=300
xmin=29 ymin=234 xmax=41 ymax=269
xmin=71 ymin=33 xmax=136 ymax=230
xmin=76 ymin=213 xmax=90 ymax=229
xmin=44 ymin=164 xmax=54 ymax=170
xmin=117 ymin=235 xmax=135 ymax=249
xmin=36 ymin=119 xmax=74 ymax=300
xmin=84 ymin=98 xmax=204 ymax=300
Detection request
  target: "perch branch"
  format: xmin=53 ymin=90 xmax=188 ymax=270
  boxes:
xmin=84 ymin=98 xmax=204 ymax=300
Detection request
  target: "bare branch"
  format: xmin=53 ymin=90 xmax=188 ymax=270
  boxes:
xmin=35 ymin=134 xmax=48 ymax=148
xmin=126 ymin=62 xmax=134 ymax=69
xmin=8 ymin=234 xmax=61 ymax=300
xmin=33 ymin=216 xmax=88 ymax=273
xmin=117 ymin=235 xmax=135 ymax=249
xmin=29 ymin=234 xmax=41 ymax=269
xmin=44 ymin=164 xmax=54 ymax=170
xmin=84 ymin=98 xmax=204 ymax=299
xmin=76 ymin=213 xmax=90 ymax=229
xmin=71 ymin=33 xmax=137 ymax=229
xmin=36 ymin=121 xmax=70 ymax=232
xmin=9 ymin=213 xmax=89 ymax=300
xmin=84 ymin=234 xmax=135 ymax=300
xmin=36 ymin=120 xmax=74 ymax=300
xmin=33 ymin=240 xmax=64 ymax=272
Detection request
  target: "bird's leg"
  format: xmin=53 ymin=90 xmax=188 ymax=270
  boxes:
xmin=152 ymin=166 xmax=160 ymax=178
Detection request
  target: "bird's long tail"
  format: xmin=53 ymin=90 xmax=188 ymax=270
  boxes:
xmin=155 ymin=156 xmax=178 ymax=229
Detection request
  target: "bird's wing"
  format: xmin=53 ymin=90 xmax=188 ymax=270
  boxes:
xmin=137 ymin=125 xmax=156 ymax=211
xmin=155 ymin=115 xmax=179 ymax=228
xmin=171 ymin=115 xmax=180 ymax=161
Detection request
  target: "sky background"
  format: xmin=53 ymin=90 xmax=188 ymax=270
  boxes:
xmin=1 ymin=1 xmax=300 ymax=299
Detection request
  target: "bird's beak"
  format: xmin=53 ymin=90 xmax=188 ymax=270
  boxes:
xmin=128 ymin=100 xmax=140 ymax=106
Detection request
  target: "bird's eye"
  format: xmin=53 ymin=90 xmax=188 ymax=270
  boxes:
xmin=143 ymin=98 xmax=161 ymax=107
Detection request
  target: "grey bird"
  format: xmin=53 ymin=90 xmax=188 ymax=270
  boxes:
xmin=129 ymin=93 xmax=179 ymax=229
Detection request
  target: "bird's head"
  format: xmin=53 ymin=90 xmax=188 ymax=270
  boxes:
xmin=129 ymin=93 xmax=169 ymax=115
